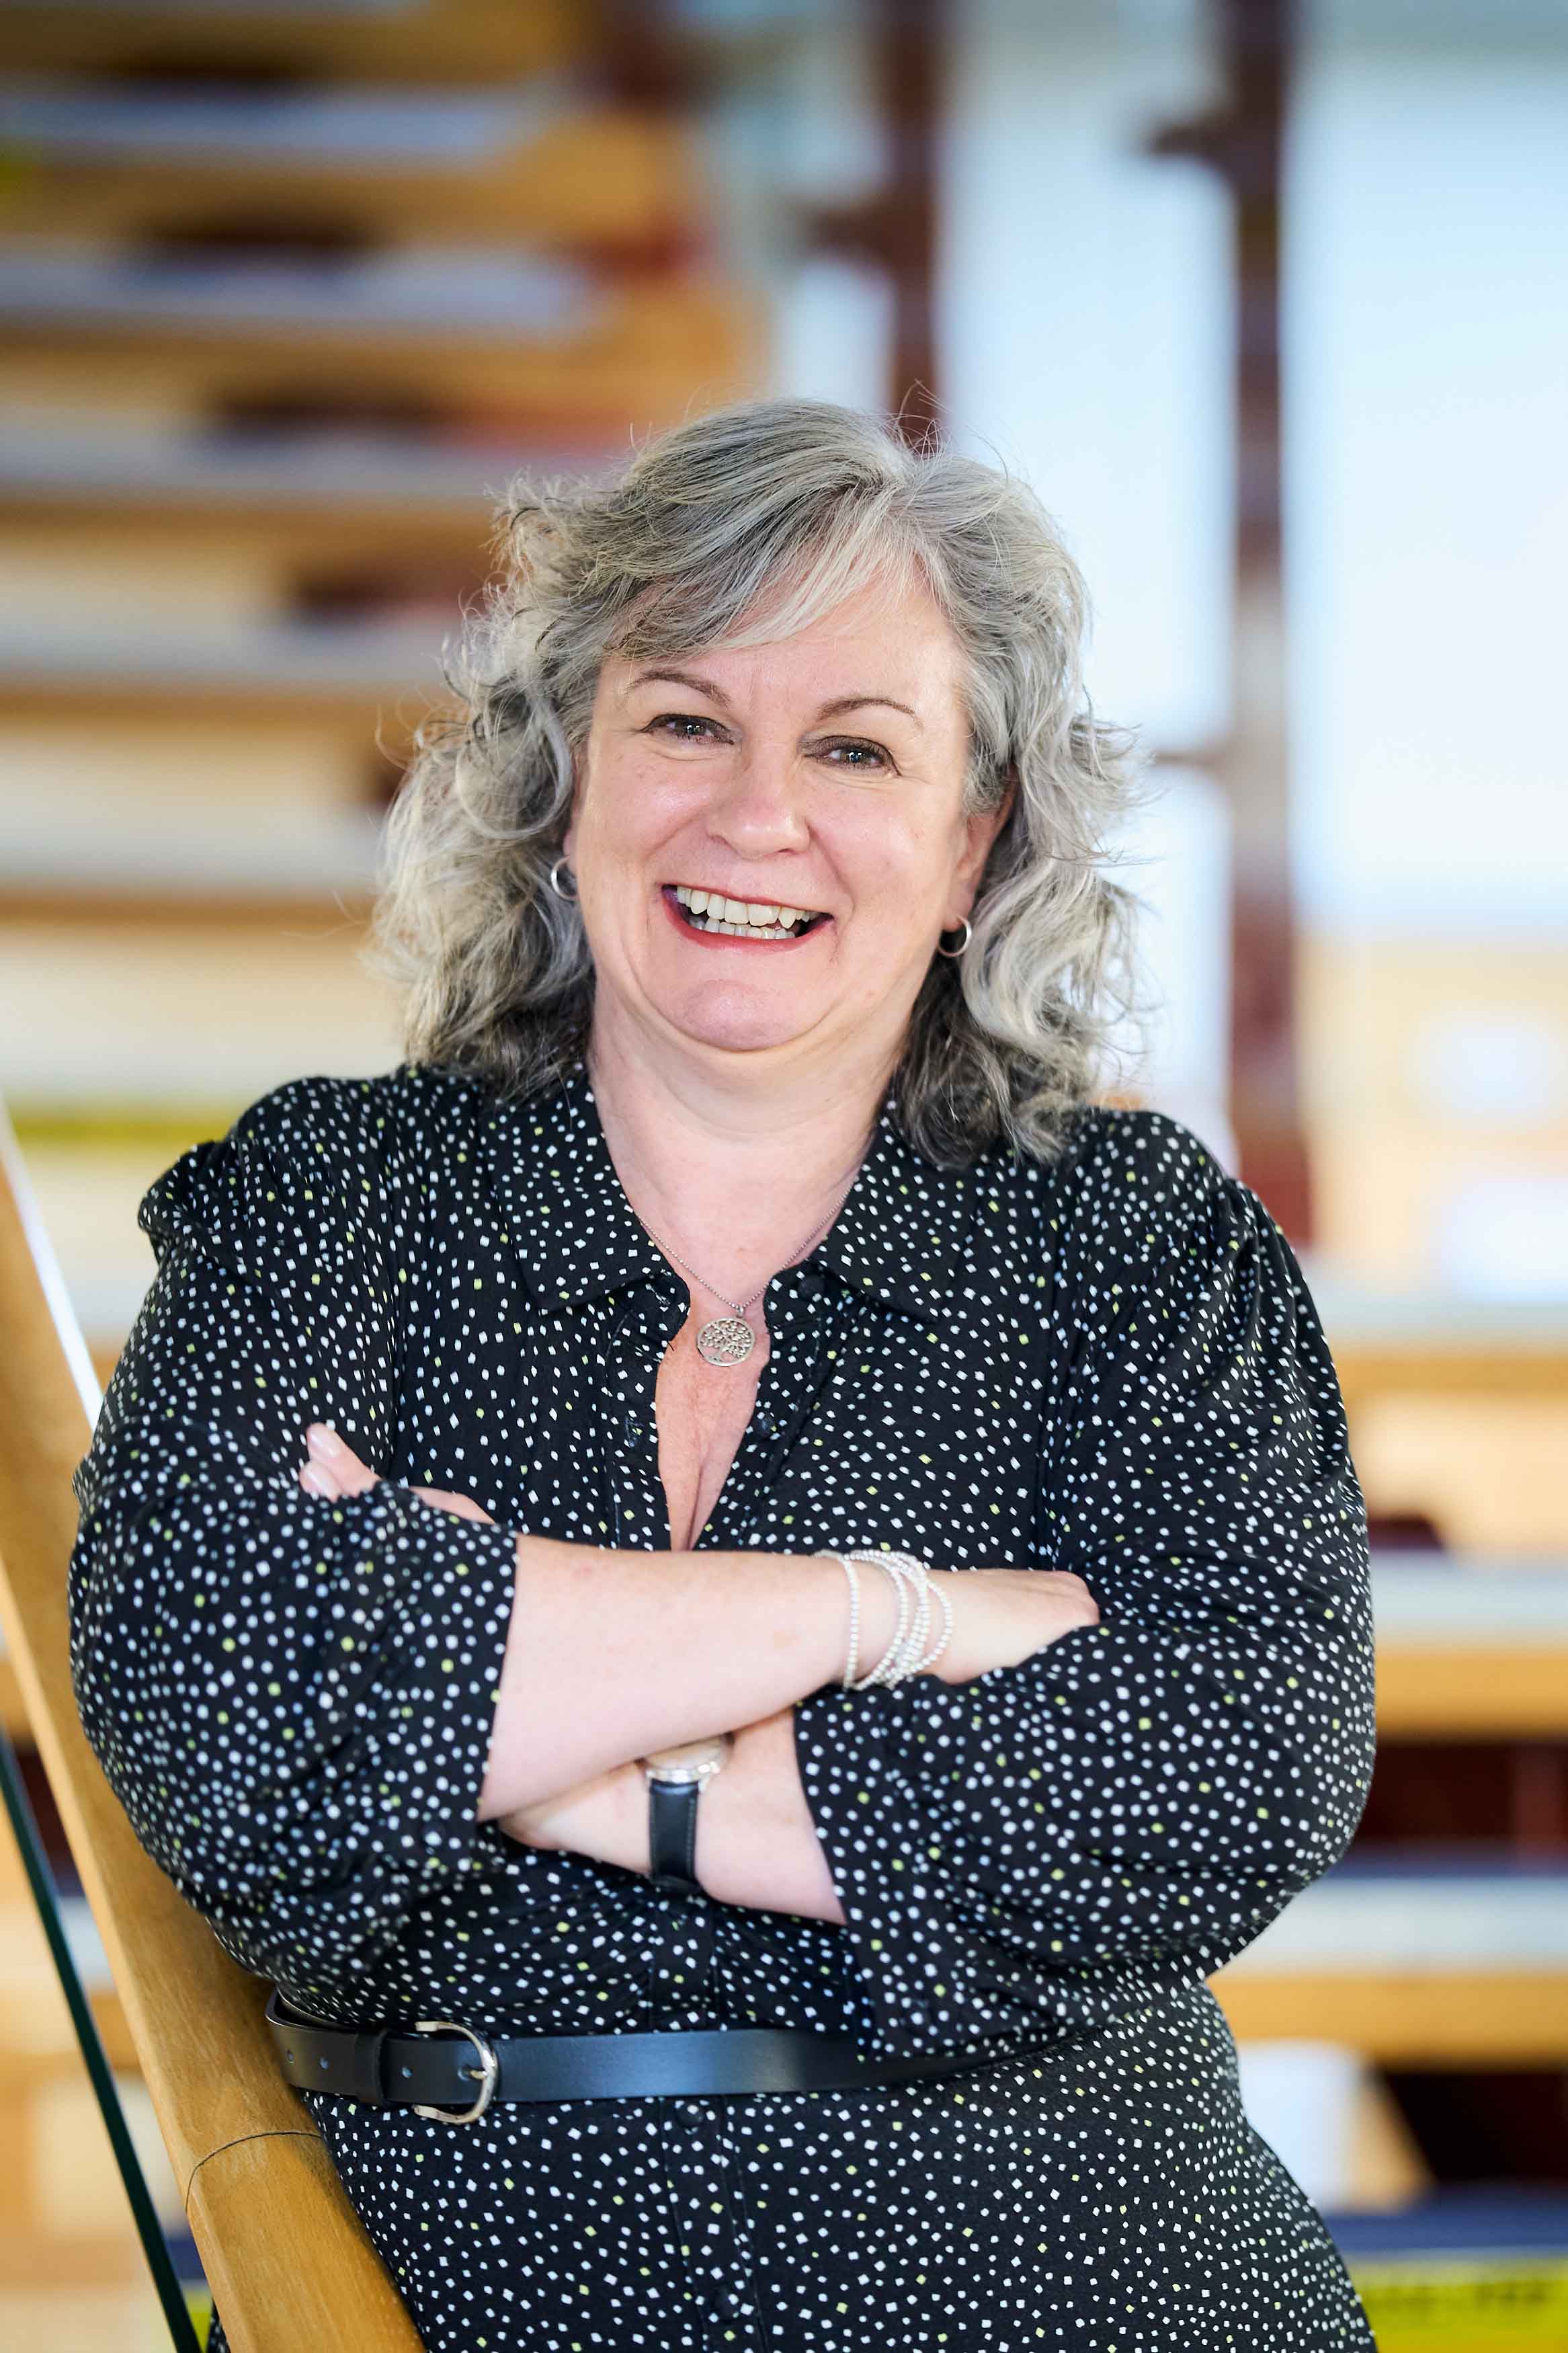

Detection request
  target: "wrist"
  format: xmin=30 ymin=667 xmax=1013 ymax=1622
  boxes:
xmin=818 ymin=1548 xmax=903 ymax=1689
xmin=823 ymin=1551 xmax=954 ymax=1687
xmin=641 ymin=1732 xmax=735 ymax=1895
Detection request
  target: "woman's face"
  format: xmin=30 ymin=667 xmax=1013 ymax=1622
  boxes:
xmin=563 ymin=573 xmax=1011 ymax=1076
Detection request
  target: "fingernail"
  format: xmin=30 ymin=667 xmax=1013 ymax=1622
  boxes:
xmin=307 ymin=1425 xmax=342 ymax=1458
xmin=301 ymin=1463 xmax=333 ymax=1496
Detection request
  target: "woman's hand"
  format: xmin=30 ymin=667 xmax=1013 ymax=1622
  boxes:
xmin=296 ymin=1423 xmax=495 ymax=1523
xmin=495 ymin=1760 xmax=649 ymax=1874
xmin=926 ymin=1566 xmax=1100 ymax=1685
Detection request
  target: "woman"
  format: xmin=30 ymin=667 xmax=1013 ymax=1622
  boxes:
xmin=69 ymin=397 xmax=1377 ymax=2351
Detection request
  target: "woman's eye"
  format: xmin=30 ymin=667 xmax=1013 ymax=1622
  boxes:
xmin=820 ymin=739 xmax=889 ymax=770
xmin=648 ymin=713 xmax=722 ymax=742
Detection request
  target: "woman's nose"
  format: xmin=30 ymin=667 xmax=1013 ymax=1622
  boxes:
xmin=704 ymin=746 xmax=812 ymax=854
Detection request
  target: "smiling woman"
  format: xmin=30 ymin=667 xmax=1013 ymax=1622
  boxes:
xmin=69 ymin=396 xmax=1377 ymax=2353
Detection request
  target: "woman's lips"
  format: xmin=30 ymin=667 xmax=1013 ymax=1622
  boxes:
xmin=659 ymin=885 xmax=830 ymax=948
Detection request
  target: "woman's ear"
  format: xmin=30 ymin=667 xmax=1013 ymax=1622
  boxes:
xmin=562 ymin=746 xmax=585 ymax=860
xmin=956 ymin=762 xmax=1016 ymax=890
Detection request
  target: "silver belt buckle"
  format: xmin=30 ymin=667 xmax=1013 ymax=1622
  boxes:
xmin=411 ymin=2016 xmax=500 ymax=2124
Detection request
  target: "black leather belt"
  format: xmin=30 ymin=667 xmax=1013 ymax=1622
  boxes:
xmin=265 ymin=1988 xmax=1038 ymax=2121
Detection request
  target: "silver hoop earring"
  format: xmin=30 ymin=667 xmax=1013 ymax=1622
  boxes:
xmin=936 ymin=917 xmax=971 ymax=959
xmin=548 ymin=857 xmax=579 ymax=902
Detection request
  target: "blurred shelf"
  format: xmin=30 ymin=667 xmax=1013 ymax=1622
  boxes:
xmin=0 ymin=273 xmax=764 ymax=422
xmin=1339 ymin=1337 xmax=1568 ymax=1409
xmin=0 ymin=615 xmax=445 ymax=692
xmin=1319 ymin=1289 xmax=1568 ymax=1347
xmin=1378 ymin=1649 xmax=1568 ymax=1739
xmin=0 ymin=678 xmax=409 ymax=733
xmin=0 ymin=74 xmax=569 ymax=167
xmin=1313 ymin=1277 xmax=1568 ymax=1407
xmin=0 ymin=239 xmax=606 ymax=337
xmin=1214 ymin=1852 xmax=1568 ymax=2063
xmin=0 ymin=422 xmax=618 ymax=521
xmin=0 ymin=0 xmax=589 ymax=85
xmin=1216 ymin=1967 xmax=1568 ymax=2065
xmin=1232 ymin=1851 xmax=1568 ymax=1970
xmin=1372 ymin=1555 xmax=1568 ymax=1737
xmin=0 ymin=87 xmax=694 ymax=249
xmin=0 ymin=887 xmax=374 ymax=926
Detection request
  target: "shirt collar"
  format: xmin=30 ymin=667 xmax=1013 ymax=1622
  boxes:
xmin=483 ymin=1057 xmax=974 ymax=1320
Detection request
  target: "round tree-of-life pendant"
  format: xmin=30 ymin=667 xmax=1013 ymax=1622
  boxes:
xmin=696 ymin=1315 xmax=755 ymax=1366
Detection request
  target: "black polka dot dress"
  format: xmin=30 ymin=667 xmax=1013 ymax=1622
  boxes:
xmin=68 ymin=1057 xmax=1378 ymax=2351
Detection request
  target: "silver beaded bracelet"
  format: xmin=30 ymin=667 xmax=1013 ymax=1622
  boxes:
xmin=820 ymin=1549 xmax=954 ymax=1689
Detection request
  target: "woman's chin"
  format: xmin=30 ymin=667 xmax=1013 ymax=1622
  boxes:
xmin=671 ymin=1011 xmax=814 ymax=1056
xmin=653 ymin=984 xmax=822 ymax=1058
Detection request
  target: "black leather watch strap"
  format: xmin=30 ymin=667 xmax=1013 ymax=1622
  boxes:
xmin=648 ymin=1776 xmax=704 ymax=1895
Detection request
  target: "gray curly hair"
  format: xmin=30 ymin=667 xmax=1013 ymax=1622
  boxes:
xmin=364 ymin=395 xmax=1151 ymax=1168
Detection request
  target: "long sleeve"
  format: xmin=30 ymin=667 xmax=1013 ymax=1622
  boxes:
xmin=67 ymin=1075 xmax=524 ymax=2003
xmin=792 ymin=1111 xmax=1377 ymax=2063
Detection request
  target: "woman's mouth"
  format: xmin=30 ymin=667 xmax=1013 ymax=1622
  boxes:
xmin=663 ymin=884 xmax=831 ymax=943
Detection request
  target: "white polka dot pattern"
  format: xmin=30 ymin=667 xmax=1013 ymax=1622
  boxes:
xmin=68 ymin=1058 xmax=1376 ymax=2350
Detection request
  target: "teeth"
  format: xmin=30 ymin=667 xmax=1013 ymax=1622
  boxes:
xmin=670 ymin=885 xmax=825 ymax=936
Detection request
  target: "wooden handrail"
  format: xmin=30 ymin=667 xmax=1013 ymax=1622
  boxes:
xmin=0 ymin=1094 xmax=422 ymax=2352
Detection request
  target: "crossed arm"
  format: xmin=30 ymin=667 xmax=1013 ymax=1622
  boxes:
xmin=295 ymin=1421 xmax=907 ymax=1923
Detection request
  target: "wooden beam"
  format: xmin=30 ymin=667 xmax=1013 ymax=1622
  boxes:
xmin=0 ymin=277 xmax=766 ymax=426
xmin=1337 ymin=1343 xmax=1568 ymax=1414
xmin=794 ymin=0 xmax=948 ymax=442
xmin=0 ymin=676 xmax=439 ymax=733
xmin=1148 ymin=0 xmax=1313 ymax=1243
xmin=0 ymin=0 xmax=586 ymax=85
xmin=1376 ymin=1648 xmax=1568 ymax=1741
xmin=0 ymin=114 xmax=696 ymax=255
xmin=1211 ymin=1968 xmax=1568 ymax=2066
xmin=0 ymin=887 xmax=374 ymax=930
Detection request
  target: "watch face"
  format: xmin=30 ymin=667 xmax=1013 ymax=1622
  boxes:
xmin=643 ymin=1732 xmax=732 ymax=1783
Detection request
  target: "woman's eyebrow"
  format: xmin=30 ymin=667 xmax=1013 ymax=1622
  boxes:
xmin=624 ymin=666 xmax=731 ymax=705
xmin=625 ymin=666 xmax=922 ymax=729
xmin=817 ymin=692 xmax=923 ymax=729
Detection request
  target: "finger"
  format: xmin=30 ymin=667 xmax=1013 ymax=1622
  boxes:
xmin=439 ymin=1493 xmax=495 ymax=1524
xmin=410 ymin=1487 xmax=495 ymax=1525
xmin=298 ymin=1460 xmax=342 ymax=1501
xmin=305 ymin=1423 xmax=378 ymax=1496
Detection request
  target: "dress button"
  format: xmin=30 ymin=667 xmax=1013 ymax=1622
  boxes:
xmin=622 ymin=1410 xmax=643 ymax=1447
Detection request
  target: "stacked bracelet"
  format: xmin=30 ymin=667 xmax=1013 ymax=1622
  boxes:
xmin=821 ymin=1549 xmax=954 ymax=1689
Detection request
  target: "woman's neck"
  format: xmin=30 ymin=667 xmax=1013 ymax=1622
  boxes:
xmin=583 ymin=1019 xmax=894 ymax=1297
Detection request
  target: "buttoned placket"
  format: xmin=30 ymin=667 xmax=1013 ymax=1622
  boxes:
xmin=599 ymin=1271 xmax=686 ymax=1554
xmin=588 ymin=1256 xmax=850 ymax=2020
xmin=694 ymin=1259 xmax=843 ymax=1554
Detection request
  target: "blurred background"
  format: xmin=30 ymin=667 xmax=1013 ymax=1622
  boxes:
xmin=0 ymin=0 xmax=1564 ymax=2345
